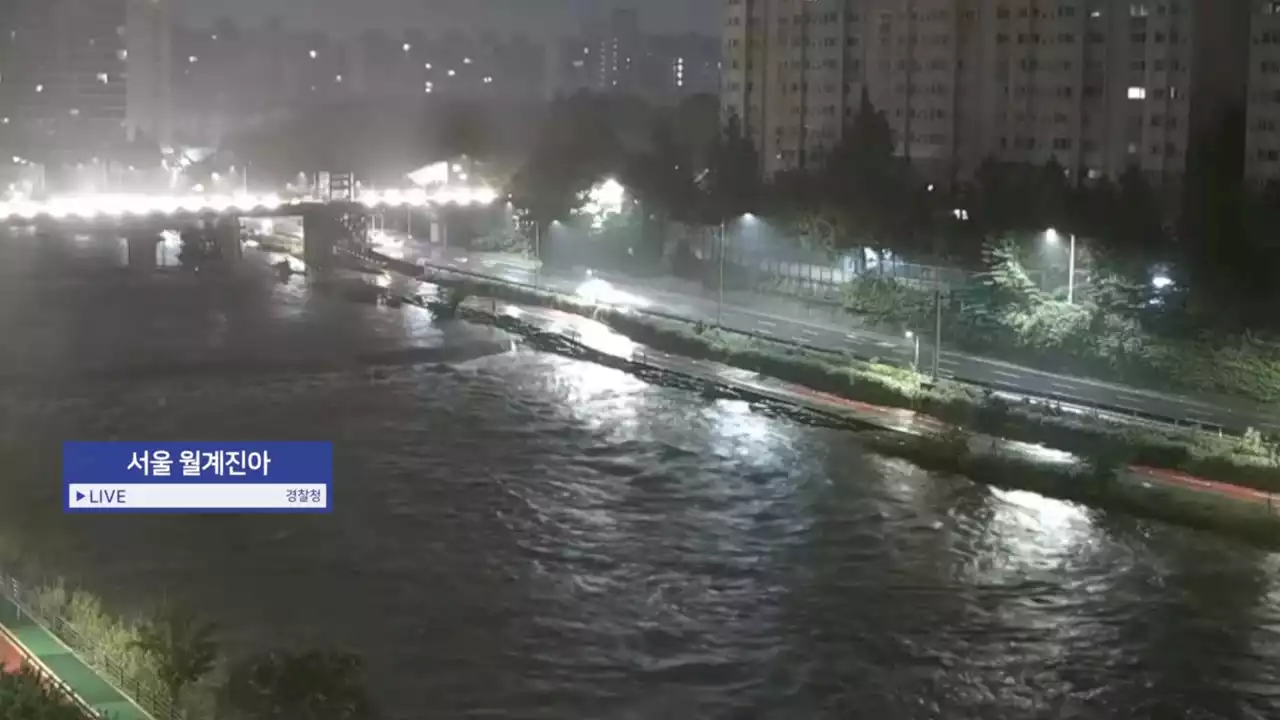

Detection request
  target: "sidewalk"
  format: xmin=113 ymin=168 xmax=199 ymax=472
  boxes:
xmin=0 ymin=595 xmax=151 ymax=720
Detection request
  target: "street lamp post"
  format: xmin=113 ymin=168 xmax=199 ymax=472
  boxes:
xmin=534 ymin=222 xmax=541 ymax=289
xmin=932 ymin=287 xmax=942 ymax=379
xmin=1046 ymin=227 xmax=1077 ymax=304
xmin=1067 ymin=231 xmax=1077 ymax=304
xmin=717 ymin=219 xmax=726 ymax=327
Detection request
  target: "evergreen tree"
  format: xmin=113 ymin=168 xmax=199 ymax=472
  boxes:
xmin=824 ymin=88 xmax=912 ymax=256
xmin=703 ymin=112 xmax=759 ymax=221
xmin=978 ymin=237 xmax=1045 ymax=309
xmin=130 ymin=606 xmax=219 ymax=711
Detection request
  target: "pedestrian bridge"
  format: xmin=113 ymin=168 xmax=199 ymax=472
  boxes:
xmin=0 ymin=185 xmax=499 ymax=271
xmin=0 ymin=185 xmax=499 ymax=223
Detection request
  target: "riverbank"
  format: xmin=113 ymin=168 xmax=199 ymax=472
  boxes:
xmin=432 ymin=298 xmax=1280 ymax=549
xmin=400 ymin=265 xmax=1280 ymax=496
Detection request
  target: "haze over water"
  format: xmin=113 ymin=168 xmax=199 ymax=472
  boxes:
xmin=0 ymin=231 xmax=1278 ymax=719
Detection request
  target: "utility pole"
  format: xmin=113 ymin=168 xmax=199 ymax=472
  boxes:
xmin=534 ymin=222 xmax=541 ymax=288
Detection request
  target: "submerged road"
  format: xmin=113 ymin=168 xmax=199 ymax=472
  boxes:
xmin=385 ymin=238 xmax=1280 ymax=435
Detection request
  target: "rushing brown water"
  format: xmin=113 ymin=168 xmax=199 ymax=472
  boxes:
xmin=0 ymin=231 xmax=1277 ymax=719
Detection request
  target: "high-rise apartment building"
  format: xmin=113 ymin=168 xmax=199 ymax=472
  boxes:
xmin=587 ymin=9 xmax=642 ymax=91
xmin=127 ymin=0 xmax=172 ymax=146
xmin=0 ymin=0 xmax=130 ymax=142
xmin=552 ymin=12 xmax=718 ymax=105
xmin=722 ymin=0 xmax=1248 ymax=187
xmin=1246 ymin=1 xmax=1280 ymax=183
xmin=639 ymin=33 xmax=722 ymax=102
xmin=0 ymin=0 xmax=171 ymax=152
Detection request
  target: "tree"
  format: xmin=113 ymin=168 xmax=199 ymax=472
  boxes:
xmin=669 ymin=93 xmax=720 ymax=170
xmin=623 ymin=118 xmax=698 ymax=218
xmin=978 ymin=237 xmax=1046 ymax=309
xmin=824 ymin=89 xmax=914 ymax=257
xmin=1087 ymin=166 xmax=1167 ymax=279
xmin=620 ymin=118 xmax=700 ymax=263
xmin=0 ymin=667 xmax=86 ymax=720
xmin=130 ymin=606 xmax=219 ymax=710
xmin=434 ymin=102 xmax=491 ymax=160
xmin=220 ymin=649 xmax=377 ymax=720
xmin=702 ymin=112 xmax=759 ymax=222
xmin=509 ymin=92 xmax=624 ymax=228
xmin=768 ymin=169 xmax=850 ymax=259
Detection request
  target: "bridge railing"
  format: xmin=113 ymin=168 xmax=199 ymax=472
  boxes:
xmin=0 ymin=570 xmax=179 ymax=720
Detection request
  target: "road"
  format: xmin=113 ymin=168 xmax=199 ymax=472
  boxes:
xmin=378 ymin=236 xmax=1280 ymax=435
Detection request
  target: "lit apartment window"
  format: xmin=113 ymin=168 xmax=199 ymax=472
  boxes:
xmin=1127 ymin=86 xmax=1146 ymax=99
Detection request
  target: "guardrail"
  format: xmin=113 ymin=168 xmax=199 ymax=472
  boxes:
xmin=0 ymin=622 xmax=104 ymax=719
xmin=0 ymin=571 xmax=178 ymax=720
xmin=357 ymin=249 xmax=1242 ymax=438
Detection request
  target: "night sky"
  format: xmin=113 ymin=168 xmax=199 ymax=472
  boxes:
xmin=174 ymin=0 xmax=720 ymax=37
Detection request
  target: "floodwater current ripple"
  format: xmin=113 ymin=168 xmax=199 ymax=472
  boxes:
xmin=0 ymin=234 xmax=1276 ymax=719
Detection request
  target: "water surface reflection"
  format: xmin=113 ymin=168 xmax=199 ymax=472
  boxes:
xmin=0 ymin=233 xmax=1275 ymax=718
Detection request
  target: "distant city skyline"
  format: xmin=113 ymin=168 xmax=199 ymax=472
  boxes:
xmin=174 ymin=0 xmax=720 ymax=38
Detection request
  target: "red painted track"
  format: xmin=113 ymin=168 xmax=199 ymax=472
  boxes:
xmin=0 ymin=628 xmax=26 ymax=673
xmin=793 ymin=382 xmax=1279 ymax=509
xmin=1132 ymin=466 xmax=1276 ymax=505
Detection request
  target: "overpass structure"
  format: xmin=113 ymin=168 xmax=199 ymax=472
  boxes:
xmin=0 ymin=185 xmax=499 ymax=271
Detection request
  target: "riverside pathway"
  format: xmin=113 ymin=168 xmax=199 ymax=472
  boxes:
xmin=0 ymin=595 xmax=151 ymax=720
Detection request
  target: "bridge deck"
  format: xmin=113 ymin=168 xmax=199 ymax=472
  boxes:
xmin=0 ymin=595 xmax=153 ymax=720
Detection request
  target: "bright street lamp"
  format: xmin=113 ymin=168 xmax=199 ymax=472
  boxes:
xmin=717 ymin=213 xmax=754 ymax=327
xmin=906 ymin=330 xmax=920 ymax=370
xmin=1045 ymin=227 xmax=1077 ymax=304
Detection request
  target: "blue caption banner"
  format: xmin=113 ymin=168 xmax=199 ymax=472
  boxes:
xmin=63 ymin=441 xmax=333 ymax=514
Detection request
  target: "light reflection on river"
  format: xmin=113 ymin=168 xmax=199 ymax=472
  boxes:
xmin=0 ymin=233 xmax=1276 ymax=719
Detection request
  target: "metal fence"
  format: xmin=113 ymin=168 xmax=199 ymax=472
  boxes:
xmin=0 ymin=571 xmax=178 ymax=720
xmin=0 ymin=622 xmax=104 ymax=719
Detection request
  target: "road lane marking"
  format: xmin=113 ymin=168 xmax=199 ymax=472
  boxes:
xmin=756 ymin=320 xmax=777 ymax=328
xmin=940 ymin=358 xmax=958 ymax=367
xmin=992 ymin=370 xmax=1021 ymax=380
xmin=1050 ymin=382 xmax=1076 ymax=391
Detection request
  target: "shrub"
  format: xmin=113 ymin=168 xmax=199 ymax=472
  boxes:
xmin=0 ymin=667 xmax=86 ymax=720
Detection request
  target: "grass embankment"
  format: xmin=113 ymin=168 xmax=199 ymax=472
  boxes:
xmin=426 ymin=274 xmax=1280 ymax=496
xmin=861 ymin=431 xmax=1280 ymax=549
xmin=837 ymin=274 xmax=1280 ymax=406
